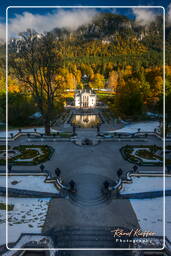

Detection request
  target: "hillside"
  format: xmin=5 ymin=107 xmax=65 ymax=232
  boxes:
xmin=0 ymin=12 xmax=170 ymax=66
xmin=25 ymin=13 xmax=171 ymax=66
xmin=0 ymin=12 xmax=170 ymax=125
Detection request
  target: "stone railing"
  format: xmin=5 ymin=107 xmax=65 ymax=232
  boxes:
xmin=101 ymin=130 xmax=166 ymax=141
xmin=0 ymin=131 xmax=38 ymax=141
xmin=109 ymin=178 xmax=122 ymax=192
xmin=0 ymin=131 xmax=73 ymax=142
xmin=54 ymin=177 xmax=69 ymax=191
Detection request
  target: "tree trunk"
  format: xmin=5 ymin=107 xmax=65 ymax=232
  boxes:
xmin=44 ymin=118 xmax=51 ymax=135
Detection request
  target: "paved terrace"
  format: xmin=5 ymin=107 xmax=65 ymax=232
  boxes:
xmin=0 ymin=134 xmax=163 ymax=176
xmin=0 ymin=128 xmax=166 ymax=251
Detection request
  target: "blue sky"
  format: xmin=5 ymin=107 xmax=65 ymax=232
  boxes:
xmin=0 ymin=0 xmax=170 ymax=41
xmin=0 ymin=0 xmax=170 ymax=20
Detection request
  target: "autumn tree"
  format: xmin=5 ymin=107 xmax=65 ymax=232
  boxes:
xmin=107 ymin=71 xmax=118 ymax=91
xmin=114 ymin=78 xmax=144 ymax=118
xmin=89 ymin=73 xmax=105 ymax=89
xmin=9 ymin=30 xmax=63 ymax=134
xmin=165 ymin=90 xmax=171 ymax=136
xmin=66 ymin=73 xmax=77 ymax=90
xmin=0 ymin=73 xmax=5 ymax=93
xmin=80 ymin=64 xmax=94 ymax=81
xmin=157 ymin=76 xmax=171 ymax=136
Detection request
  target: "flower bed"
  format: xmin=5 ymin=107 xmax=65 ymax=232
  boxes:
xmin=0 ymin=145 xmax=54 ymax=165
xmin=18 ymin=149 xmax=39 ymax=159
xmin=0 ymin=145 xmax=11 ymax=150
xmin=135 ymin=149 xmax=158 ymax=160
xmin=120 ymin=145 xmax=171 ymax=166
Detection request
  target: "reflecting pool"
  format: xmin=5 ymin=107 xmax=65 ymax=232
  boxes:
xmin=71 ymin=114 xmax=101 ymax=128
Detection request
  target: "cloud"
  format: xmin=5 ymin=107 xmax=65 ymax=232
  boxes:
xmin=5 ymin=9 xmax=97 ymax=38
xmin=167 ymin=3 xmax=171 ymax=25
xmin=132 ymin=8 xmax=157 ymax=26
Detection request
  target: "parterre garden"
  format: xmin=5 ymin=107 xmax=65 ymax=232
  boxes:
xmin=120 ymin=145 xmax=171 ymax=166
xmin=0 ymin=145 xmax=54 ymax=165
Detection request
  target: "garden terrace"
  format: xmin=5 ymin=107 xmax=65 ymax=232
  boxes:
xmin=0 ymin=145 xmax=54 ymax=165
xmin=120 ymin=145 xmax=171 ymax=166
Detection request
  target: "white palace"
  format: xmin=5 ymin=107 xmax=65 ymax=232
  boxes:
xmin=74 ymin=89 xmax=97 ymax=108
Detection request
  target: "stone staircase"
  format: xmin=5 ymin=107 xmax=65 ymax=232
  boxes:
xmin=68 ymin=173 xmax=113 ymax=207
xmin=56 ymin=250 xmax=133 ymax=256
xmin=51 ymin=226 xmax=133 ymax=252
xmin=69 ymin=190 xmax=111 ymax=207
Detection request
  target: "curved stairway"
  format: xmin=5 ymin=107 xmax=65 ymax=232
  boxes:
xmin=68 ymin=173 xmax=113 ymax=207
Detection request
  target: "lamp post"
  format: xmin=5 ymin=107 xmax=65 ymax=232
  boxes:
xmin=133 ymin=165 xmax=138 ymax=173
xmin=40 ymin=164 xmax=45 ymax=172
xmin=103 ymin=180 xmax=110 ymax=189
xmin=72 ymin=125 xmax=76 ymax=136
xmin=97 ymin=124 xmax=100 ymax=136
xmin=69 ymin=180 xmax=76 ymax=193
xmin=117 ymin=168 xmax=123 ymax=179
xmin=102 ymin=180 xmax=111 ymax=195
xmin=55 ymin=168 xmax=61 ymax=178
xmin=8 ymin=164 xmax=12 ymax=173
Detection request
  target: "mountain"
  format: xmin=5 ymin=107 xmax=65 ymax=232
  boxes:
xmin=52 ymin=13 xmax=164 ymax=44
xmin=50 ymin=12 xmax=169 ymax=64
xmin=3 ymin=12 xmax=171 ymax=66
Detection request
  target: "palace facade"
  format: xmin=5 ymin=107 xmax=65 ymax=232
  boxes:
xmin=74 ymin=89 xmax=96 ymax=108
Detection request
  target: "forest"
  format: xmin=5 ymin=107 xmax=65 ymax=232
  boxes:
xmin=0 ymin=12 xmax=170 ymax=129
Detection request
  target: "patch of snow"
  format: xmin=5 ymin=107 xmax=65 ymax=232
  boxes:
xmin=0 ymin=196 xmax=50 ymax=246
xmin=114 ymin=121 xmax=160 ymax=134
xmin=3 ymin=235 xmax=55 ymax=256
xmin=0 ymin=127 xmax=60 ymax=138
xmin=130 ymin=196 xmax=171 ymax=240
xmin=0 ymin=176 xmax=58 ymax=193
xmin=120 ymin=177 xmax=171 ymax=194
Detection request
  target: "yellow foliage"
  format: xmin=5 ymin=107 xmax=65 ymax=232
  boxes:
xmin=108 ymin=71 xmax=118 ymax=91
xmin=66 ymin=73 xmax=76 ymax=90
xmin=7 ymin=76 xmax=21 ymax=93
xmin=166 ymin=66 xmax=171 ymax=76
xmin=89 ymin=73 xmax=104 ymax=89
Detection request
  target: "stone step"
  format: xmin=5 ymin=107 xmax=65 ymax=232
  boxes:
xmin=69 ymin=193 xmax=111 ymax=207
xmin=51 ymin=227 xmax=134 ymax=250
xmin=67 ymin=173 xmax=113 ymax=207
xmin=56 ymin=250 xmax=132 ymax=256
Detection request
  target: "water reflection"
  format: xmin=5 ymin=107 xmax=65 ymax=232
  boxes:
xmin=71 ymin=114 xmax=101 ymax=128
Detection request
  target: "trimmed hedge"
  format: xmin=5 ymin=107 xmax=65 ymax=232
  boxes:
xmin=120 ymin=144 xmax=170 ymax=166
xmin=0 ymin=145 xmax=11 ymax=150
xmin=0 ymin=202 xmax=14 ymax=211
xmin=136 ymin=149 xmax=158 ymax=160
xmin=0 ymin=145 xmax=54 ymax=165
xmin=18 ymin=149 xmax=39 ymax=159
xmin=59 ymin=132 xmax=73 ymax=138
